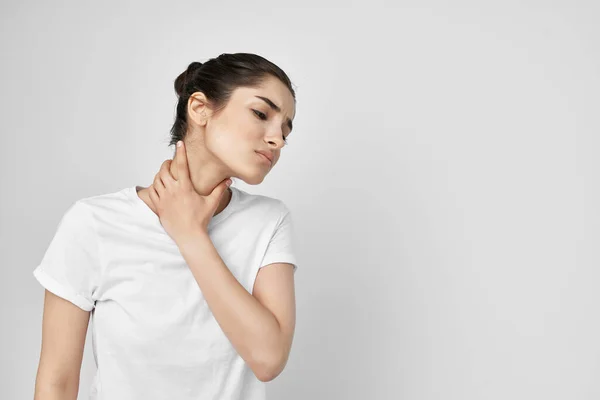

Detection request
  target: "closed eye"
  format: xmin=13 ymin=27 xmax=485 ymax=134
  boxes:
xmin=252 ymin=109 xmax=267 ymax=120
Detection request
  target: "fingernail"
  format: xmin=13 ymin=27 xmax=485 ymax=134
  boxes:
xmin=177 ymin=141 xmax=182 ymax=147
xmin=226 ymin=179 xmax=232 ymax=186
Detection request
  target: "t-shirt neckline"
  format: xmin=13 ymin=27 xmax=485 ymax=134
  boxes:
xmin=128 ymin=185 xmax=239 ymax=229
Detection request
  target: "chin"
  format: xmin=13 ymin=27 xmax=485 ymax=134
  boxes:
xmin=228 ymin=154 xmax=273 ymax=185
xmin=234 ymin=168 xmax=268 ymax=185
xmin=242 ymin=174 xmax=267 ymax=185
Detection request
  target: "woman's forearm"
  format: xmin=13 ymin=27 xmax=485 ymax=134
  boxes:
xmin=34 ymin=381 xmax=78 ymax=400
xmin=176 ymin=230 xmax=284 ymax=382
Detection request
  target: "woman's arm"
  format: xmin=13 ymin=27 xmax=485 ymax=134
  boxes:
xmin=178 ymin=232 xmax=296 ymax=383
xmin=33 ymin=290 xmax=90 ymax=400
xmin=147 ymin=144 xmax=297 ymax=382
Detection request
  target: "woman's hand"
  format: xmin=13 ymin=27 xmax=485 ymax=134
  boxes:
xmin=148 ymin=140 xmax=232 ymax=244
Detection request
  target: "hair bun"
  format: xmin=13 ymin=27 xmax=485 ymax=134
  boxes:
xmin=174 ymin=61 xmax=204 ymax=97
xmin=187 ymin=61 xmax=203 ymax=73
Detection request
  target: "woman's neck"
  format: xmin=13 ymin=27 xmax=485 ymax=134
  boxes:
xmin=136 ymin=185 xmax=232 ymax=218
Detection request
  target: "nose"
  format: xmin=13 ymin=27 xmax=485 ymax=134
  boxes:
xmin=265 ymin=130 xmax=286 ymax=149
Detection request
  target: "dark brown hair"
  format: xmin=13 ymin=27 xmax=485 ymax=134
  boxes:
xmin=169 ymin=53 xmax=296 ymax=146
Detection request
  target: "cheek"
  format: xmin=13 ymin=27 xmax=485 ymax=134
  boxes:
xmin=205 ymin=116 xmax=262 ymax=163
xmin=206 ymin=129 xmax=252 ymax=166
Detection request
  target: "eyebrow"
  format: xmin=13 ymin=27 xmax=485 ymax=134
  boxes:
xmin=255 ymin=96 xmax=293 ymax=133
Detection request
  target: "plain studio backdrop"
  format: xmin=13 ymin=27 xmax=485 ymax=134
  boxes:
xmin=1 ymin=1 xmax=598 ymax=399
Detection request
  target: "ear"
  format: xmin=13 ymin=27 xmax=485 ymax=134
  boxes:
xmin=187 ymin=92 xmax=212 ymax=127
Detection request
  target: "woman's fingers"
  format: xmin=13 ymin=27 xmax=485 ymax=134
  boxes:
xmin=159 ymin=159 xmax=175 ymax=187
xmin=148 ymin=184 xmax=160 ymax=208
xmin=153 ymin=171 xmax=165 ymax=196
xmin=175 ymin=141 xmax=191 ymax=189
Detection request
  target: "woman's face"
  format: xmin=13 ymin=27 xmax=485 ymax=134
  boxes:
xmin=200 ymin=75 xmax=296 ymax=185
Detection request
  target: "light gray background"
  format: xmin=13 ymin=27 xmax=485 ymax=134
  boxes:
xmin=2 ymin=1 xmax=598 ymax=399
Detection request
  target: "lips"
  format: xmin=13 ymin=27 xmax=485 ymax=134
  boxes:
xmin=255 ymin=150 xmax=273 ymax=163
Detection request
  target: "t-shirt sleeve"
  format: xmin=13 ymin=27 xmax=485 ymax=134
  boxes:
xmin=260 ymin=203 xmax=298 ymax=273
xmin=32 ymin=201 xmax=101 ymax=311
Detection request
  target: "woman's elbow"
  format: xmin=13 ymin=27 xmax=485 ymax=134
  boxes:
xmin=252 ymin=350 xmax=289 ymax=382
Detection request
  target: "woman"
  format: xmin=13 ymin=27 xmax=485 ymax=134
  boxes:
xmin=32 ymin=53 xmax=298 ymax=400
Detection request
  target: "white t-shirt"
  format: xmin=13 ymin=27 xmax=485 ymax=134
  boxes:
xmin=33 ymin=185 xmax=298 ymax=400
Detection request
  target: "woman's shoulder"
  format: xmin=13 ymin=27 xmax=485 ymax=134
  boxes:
xmin=67 ymin=186 xmax=137 ymax=220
